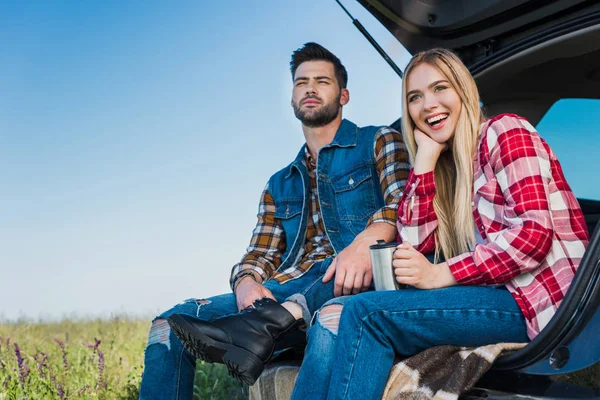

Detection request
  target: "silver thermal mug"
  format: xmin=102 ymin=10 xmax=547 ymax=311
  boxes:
xmin=369 ymin=240 xmax=403 ymax=291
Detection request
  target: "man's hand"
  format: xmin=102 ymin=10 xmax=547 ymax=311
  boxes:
xmin=322 ymin=237 xmax=374 ymax=297
xmin=234 ymin=277 xmax=276 ymax=311
xmin=392 ymin=242 xmax=457 ymax=289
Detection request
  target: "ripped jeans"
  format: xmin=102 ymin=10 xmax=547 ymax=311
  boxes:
xmin=139 ymin=260 xmax=335 ymax=400
xmin=291 ymin=286 xmax=528 ymax=400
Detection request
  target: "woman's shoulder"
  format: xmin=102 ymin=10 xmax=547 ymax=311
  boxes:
xmin=479 ymin=113 xmax=540 ymax=152
xmin=481 ymin=113 xmax=537 ymax=138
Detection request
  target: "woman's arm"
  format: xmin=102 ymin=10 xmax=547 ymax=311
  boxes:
xmin=396 ymin=129 xmax=446 ymax=253
xmin=446 ymin=115 xmax=555 ymax=285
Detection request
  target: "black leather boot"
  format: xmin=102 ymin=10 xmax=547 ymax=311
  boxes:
xmin=167 ymin=298 xmax=304 ymax=385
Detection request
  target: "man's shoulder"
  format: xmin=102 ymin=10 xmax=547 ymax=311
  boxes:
xmin=356 ymin=123 xmax=400 ymax=138
xmin=269 ymin=162 xmax=294 ymax=181
xmin=267 ymin=147 xmax=304 ymax=184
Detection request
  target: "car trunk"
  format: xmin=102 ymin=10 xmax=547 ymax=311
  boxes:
xmin=356 ymin=0 xmax=600 ymax=124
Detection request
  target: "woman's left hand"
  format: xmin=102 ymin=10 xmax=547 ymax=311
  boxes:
xmin=392 ymin=242 xmax=457 ymax=289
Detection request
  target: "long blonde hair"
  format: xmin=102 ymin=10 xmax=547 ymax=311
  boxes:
xmin=401 ymin=48 xmax=485 ymax=260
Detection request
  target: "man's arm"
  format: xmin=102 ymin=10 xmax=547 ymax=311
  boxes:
xmin=230 ymin=183 xmax=286 ymax=309
xmin=323 ymin=127 xmax=410 ymax=296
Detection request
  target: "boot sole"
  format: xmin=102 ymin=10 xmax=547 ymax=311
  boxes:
xmin=167 ymin=315 xmax=264 ymax=385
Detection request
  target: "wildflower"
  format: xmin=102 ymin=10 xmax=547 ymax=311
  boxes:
xmin=3 ymin=373 xmax=11 ymax=390
xmin=86 ymin=337 xmax=101 ymax=353
xmin=87 ymin=338 xmax=105 ymax=389
xmin=97 ymin=349 xmax=105 ymax=389
xmin=13 ymin=342 xmax=30 ymax=388
xmin=53 ymin=338 xmax=68 ymax=374
xmin=77 ymin=384 xmax=92 ymax=396
xmin=34 ymin=352 xmax=49 ymax=379
xmin=57 ymin=382 xmax=65 ymax=399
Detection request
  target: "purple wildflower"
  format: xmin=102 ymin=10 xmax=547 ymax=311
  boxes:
xmin=86 ymin=337 xmax=101 ymax=352
xmin=14 ymin=342 xmax=30 ymax=388
xmin=87 ymin=338 xmax=105 ymax=389
xmin=77 ymin=384 xmax=91 ymax=396
xmin=97 ymin=349 xmax=105 ymax=389
xmin=57 ymin=382 xmax=65 ymax=399
xmin=34 ymin=352 xmax=49 ymax=379
xmin=53 ymin=338 xmax=68 ymax=374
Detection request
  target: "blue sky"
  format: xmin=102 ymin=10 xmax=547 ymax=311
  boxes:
xmin=1 ymin=1 xmax=597 ymax=321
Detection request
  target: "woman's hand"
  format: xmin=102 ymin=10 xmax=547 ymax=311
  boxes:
xmin=392 ymin=242 xmax=457 ymax=289
xmin=413 ymin=128 xmax=447 ymax=174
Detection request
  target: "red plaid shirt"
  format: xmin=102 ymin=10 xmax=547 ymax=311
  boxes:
xmin=396 ymin=114 xmax=590 ymax=339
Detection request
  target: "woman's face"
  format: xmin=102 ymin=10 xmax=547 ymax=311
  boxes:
xmin=406 ymin=62 xmax=462 ymax=144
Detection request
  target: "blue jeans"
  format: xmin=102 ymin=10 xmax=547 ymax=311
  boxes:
xmin=139 ymin=260 xmax=335 ymax=400
xmin=291 ymin=286 xmax=529 ymax=400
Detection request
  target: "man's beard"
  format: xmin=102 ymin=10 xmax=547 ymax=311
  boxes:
xmin=293 ymin=94 xmax=341 ymax=128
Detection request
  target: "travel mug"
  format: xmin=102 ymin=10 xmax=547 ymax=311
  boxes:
xmin=369 ymin=240 xmax=404 ymax=291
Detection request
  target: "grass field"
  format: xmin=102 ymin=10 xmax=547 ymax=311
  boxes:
xmin=0 ymin=318 xmax=597 ymax=399
xmin=0 ymin=317 xmax=244 ymax=400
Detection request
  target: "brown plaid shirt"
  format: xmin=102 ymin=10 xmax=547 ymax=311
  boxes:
xmin=230 ymin=127 xmax=409 ymax=290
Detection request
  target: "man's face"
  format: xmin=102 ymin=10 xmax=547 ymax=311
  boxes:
xmin=292 ymin=61 xmax=349 ymax=128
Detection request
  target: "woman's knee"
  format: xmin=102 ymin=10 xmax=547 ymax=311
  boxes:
xmin=314 ymin=304 xmax=344 ymax=335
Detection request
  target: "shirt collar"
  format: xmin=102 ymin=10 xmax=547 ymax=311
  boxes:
xmin=286 ymin=119 xmax=358 ymax=178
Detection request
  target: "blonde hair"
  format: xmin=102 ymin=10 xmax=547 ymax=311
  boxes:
xmin=401 ymin=48 xmax=485 ymax=261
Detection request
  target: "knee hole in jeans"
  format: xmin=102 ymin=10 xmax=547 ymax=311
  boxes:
xmin=146 ymin=318 xmax=171 ymax=351
xmin=317 ymin=304 xmax=344 ymax=335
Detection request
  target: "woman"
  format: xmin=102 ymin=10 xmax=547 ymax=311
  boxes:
xmin=290 ymin=48 xmax=590 ymax=400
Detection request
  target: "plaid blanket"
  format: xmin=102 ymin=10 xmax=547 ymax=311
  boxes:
xmin=249 ymin=343 xmax=526 ymax=400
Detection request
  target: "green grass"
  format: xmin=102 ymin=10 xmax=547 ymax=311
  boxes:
xmin=0 ymin=318 xmax=244 ymax=399
xmin=1 ymin=318 xmax=597 ymax=399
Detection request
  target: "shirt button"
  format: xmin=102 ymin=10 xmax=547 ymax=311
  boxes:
xmin=471 ymin=201 xmax=475 ymax=206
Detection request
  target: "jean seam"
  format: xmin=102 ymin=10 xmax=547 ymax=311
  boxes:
xmin=364 ymin=307 xmax=523 ymax=319
xmin=338 ymin=313 xmax=365 ymax=400
xmin=173 ymin=347 xmax=183 ymax=400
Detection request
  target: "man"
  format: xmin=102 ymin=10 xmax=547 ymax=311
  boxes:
xmin=139 ymin=42 xmax=409 ymax=399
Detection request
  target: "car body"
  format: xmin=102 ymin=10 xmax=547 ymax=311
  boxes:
xmin=356 ymin=0 xmax=600 ymax=398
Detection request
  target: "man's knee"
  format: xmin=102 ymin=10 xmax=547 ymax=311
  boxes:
xmin=316 ymin=304 xmax=344 ymax=335
xmin=145 ymin=298 xmax=214 ymax=351
xmin=146 ymin=318 xmax=172 ymax=351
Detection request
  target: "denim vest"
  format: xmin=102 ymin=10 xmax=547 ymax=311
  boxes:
xmin=268 ymin=119 xmax=385 ymax=274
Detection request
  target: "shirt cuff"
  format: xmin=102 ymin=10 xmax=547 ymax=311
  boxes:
xmin=405 ymin=169 xmax=436 ymax=197
xmin=367 ymin=207 xmax=398 ymax=227
xmin=446 ymin=252 xmax=487 ymax=286
xmin=230 ymin=266 xmax=265 ymax=291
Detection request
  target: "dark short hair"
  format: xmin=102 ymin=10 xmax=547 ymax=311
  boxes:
xmin=290 ymin=42 xmax=348 ymax=89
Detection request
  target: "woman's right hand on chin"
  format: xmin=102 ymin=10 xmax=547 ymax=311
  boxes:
xmin=413 ymin=128 xmax=447 ymax=174
xmin=414 ymin=128 xmax=447 ymax=155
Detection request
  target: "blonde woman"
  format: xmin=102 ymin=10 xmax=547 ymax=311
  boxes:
xmin=290 ymin=48 xmax=589 ymax=400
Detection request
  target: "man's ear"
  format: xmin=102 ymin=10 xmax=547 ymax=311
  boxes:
xmin=340 ymin=88 xmax=350 ymax=106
